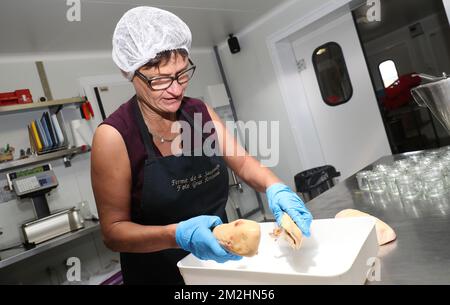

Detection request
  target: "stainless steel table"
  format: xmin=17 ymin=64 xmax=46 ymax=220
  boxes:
xmin=306 ymin=152 xmax=450 ymax=284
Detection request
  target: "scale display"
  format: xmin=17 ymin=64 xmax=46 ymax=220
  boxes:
xmin=6 ymin=164 xmax=57 ymax=197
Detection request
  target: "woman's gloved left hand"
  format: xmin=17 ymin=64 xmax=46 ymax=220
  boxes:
xmin=175 ymin=215 xmax=242 ymax=263
xmin=266 ymin=183 xmax=313 ymax=237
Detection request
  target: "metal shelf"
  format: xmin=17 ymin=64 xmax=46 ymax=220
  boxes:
xmin=0 ymin=145 xmax=91 ymax=173
xmin=0 ymin=97 xmax=86 ymax=115
xmin=0 ymin=219 xmax=100 ymax=269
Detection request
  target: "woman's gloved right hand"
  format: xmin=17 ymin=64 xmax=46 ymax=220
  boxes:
xmin=175 ymin=215 xmax=243 ymax=263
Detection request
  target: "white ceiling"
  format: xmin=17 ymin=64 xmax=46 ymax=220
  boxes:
xmin=0 ymin=0 xmax=290 ymax=54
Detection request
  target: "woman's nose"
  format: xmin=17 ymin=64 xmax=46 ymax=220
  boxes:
xmin=166 ymin=80 xmax=184 ymax=96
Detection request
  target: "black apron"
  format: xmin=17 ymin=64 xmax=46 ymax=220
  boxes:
xmin=120 ymin=100 xmax=229 ymax=285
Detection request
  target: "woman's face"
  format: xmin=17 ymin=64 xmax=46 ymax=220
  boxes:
xmin=133 ymin=53 xmax=189 ymax=114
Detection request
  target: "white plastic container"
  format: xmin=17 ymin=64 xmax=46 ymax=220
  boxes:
xmin=177 ymin=217 xmax=378 ymax=285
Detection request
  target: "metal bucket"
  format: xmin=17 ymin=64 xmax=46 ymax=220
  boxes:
xmin=411 ymin=73 xmax=450 ymax=132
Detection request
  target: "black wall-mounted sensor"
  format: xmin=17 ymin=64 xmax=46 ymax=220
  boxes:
xmin=228 ymin=34 xmax=240 ymax=54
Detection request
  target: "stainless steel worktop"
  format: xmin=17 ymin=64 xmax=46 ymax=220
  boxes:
xmin=307 ymin=152 xmax=450 ymax=284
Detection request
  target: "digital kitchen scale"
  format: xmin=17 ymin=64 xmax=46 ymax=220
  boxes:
xmin=7 ymin=164 xmax=58 ymax=218
xmin=6 ymin=164 xmax=84 ymax=248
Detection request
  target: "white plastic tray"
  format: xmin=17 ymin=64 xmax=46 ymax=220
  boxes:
xmin=177 ymin=217 xmax=378 ymax=285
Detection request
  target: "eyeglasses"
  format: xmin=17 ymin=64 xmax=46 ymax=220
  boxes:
xmin=135 ymin=59 xmax=196 ymax=91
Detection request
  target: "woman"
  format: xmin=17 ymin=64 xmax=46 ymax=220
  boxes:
xmin=91 ymin=6 xmax=312 ymax=285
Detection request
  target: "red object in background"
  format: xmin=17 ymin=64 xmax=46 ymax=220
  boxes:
xmin=81 ymin=103 xmax=91 ymax=120
xmin=86 ymin=101 xmax=94 ymax=118
xmin=79 ymin=100 xmax=95 ymax=120
xmin=0 ymin=89 xmax=33 ymax=106
xmin=326 ymin=95 xmax=341 ymax=105
xmin=382 ymin=73 xmax=422 ymax=110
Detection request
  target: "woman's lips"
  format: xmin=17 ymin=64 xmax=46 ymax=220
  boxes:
xmin=163 ymin=98 xmax=181 ymax=104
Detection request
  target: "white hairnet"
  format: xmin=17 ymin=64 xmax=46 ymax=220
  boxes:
xmin=112 ymin=6 xmax=192 ymax=80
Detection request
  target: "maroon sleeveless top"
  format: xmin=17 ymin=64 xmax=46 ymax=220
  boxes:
xmin=101 ymin=96 xmax=215 ymax=217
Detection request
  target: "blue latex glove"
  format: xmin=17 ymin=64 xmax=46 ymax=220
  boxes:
xmin=266 ymin=183 xmax=313 ymax=237
xmin=175 ymin=215 xmax=242 ymax=263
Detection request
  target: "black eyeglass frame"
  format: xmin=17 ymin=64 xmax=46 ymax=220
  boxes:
xmin=135 ymin=58 xmax=196 ymax=91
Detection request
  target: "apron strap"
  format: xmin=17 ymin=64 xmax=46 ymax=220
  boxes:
xmin=133 ymin=97 xmax=157 ymax=161
xmin=180 ymin=109 xmax=207 ymax=141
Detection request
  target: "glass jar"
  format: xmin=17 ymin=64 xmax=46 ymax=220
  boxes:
xmin=422 ymin=170 xmax=446 ymax=198
xmin=396 ymin=174 xmax=422 ymax=200
xmin=356 ymin=170 xmax=371 ymax=191
xmin=367 ymin=172 xmax=387 ymax=194
xmin=385 ymin=169 xmax=401 ymax=196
